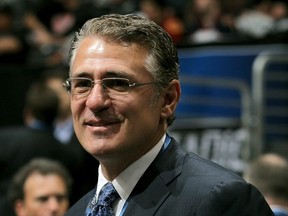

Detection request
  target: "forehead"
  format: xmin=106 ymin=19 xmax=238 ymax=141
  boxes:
xmin=70 ymin=37 xmax=149 ymax=78
xmin=24 ymin=172 xmax=66 ymax=197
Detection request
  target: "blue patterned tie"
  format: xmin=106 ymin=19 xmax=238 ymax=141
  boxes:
xmin=92 ymin=183 xmax=119 ymax=216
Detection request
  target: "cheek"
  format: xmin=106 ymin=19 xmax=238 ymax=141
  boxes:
xmin=70 ymin=102 xmax=77 ymax=116
xmin=60 ymin=201 xmax=69 ymax=211
xmin=71 ymin=99 xmax=85 ymax=117
xmin=126 ymin=97 xmax=161 ymax=123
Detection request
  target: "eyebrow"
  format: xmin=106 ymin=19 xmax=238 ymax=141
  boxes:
xmin=71 ymin=71 xmax=91 ymax=78
xmin=105 ymin=71 xmax=130 ymax=79
xmin=72 ymin=71 xmax=131 ymax=79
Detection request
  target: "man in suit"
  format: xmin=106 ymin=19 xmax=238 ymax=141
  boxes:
xmin=64 ymin=14 xmax=273 ymax=215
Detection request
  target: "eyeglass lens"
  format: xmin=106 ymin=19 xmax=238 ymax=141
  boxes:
xmin=69 ymin=78 xmax=131 ymax=95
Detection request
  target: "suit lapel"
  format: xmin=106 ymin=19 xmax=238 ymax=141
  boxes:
xmin=123 ymin=138 xmax=186 ymax=215
xmin=65 ymin=189 xmax=94 ymax=215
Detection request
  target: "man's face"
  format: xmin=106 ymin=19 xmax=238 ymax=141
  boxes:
xmin=15 ymin=173 xmax=69 ymax=216
xmin=70 ymin=37 xmax=170 ymax=166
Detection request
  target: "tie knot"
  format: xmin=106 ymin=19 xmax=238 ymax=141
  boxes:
xmin=97 ymin=183 xmax=119 ymax=207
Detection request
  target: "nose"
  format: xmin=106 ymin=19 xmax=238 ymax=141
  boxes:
xmin=86 ymin=81 xmax=111 ymax=111
xmin=47 ymin=197 xmax=61 ymax=211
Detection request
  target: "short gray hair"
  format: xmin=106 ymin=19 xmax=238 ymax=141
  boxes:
xmin=68 ymin=14 xmax=180 ymax=125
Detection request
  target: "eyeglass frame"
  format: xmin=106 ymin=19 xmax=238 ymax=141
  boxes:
xmin=63 ymin=77 xmax=159 ymax=97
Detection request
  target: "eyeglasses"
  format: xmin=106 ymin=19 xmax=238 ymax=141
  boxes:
xmin=63 ymin=77 xmax=157 ymax=96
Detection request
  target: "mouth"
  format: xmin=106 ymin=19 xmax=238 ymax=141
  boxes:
xmin=84 ymin=115 xmax=123 ymax=128
xmin=85 ymin=120 xmax=115 ymax=127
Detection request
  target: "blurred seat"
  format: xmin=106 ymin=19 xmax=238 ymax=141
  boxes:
xmin=170 ymin=44 xmax=288 ymax=173
xmin=252 ymin=51 xmax=288 ymax=160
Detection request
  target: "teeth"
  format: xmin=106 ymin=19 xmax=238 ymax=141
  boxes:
xmin=88 ymin=123 xmax=102 ymax=126
xmin=87 ymin=121 xmax=111 ymax=126
xmin=85 ymin=115 xmax=122 ymax=126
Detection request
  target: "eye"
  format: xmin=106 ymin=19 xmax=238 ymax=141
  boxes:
xmin=103 ymin=78 xmax=130 ymax=92
xmin=37 ymin=196 xmax=49 ymax=203
xmin=74 ymin=79 xmax=92 ymax=88
xmin=56 ymin=195 xmax=68 ymax=202
xmin=72 ymin=78 xmax=92 ymax=94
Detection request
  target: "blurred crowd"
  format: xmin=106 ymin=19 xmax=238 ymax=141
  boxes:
xmin=0 ymin=0 xmax=288 ymax=68
xmin=1 ymin=1 xmax=288 ymax=215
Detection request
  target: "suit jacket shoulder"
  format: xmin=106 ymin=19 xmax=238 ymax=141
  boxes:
xmin=64 ymin=136 xmax=274 ymax=216
xmin=123 ymin=137 xmax=273 ymax=216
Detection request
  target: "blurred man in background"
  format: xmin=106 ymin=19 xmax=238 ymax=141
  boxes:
xmin=8 ymin=158 xmax=72 ymax=216
xmin=244 ymin=153 xmax=288 ymax=216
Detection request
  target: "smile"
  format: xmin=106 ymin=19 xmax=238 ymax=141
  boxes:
xmin=84 ymin=116 xmax=123 ymax=127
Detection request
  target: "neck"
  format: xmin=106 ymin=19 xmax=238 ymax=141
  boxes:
xmin=99 ymin=131 xmax=167 ymax=181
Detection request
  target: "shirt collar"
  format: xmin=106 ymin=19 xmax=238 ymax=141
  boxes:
xmin=96 ymin=134 xmax=166 ymax=201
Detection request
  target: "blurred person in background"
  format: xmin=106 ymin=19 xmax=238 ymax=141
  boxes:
xmin=243 ymin=153 xmax=288 ymax=216
xmin=235 ymin=0 xmax=288 ymax=40
xmin=8 ymin=158 xmax=72 ymax=216
xmin=41 ymin=67 xmax=99 ymax=205
xmin=137 ymin=0 xmax=184 ymax=44
xmin=42 ymin=68 xmax=74 ymax=144
xmin=270 ymin=1 xmax=288 ymax=36
xmin=183 ymin=0 xmax=235 ymax=44
xmin=23 ymin=0 xmax=101 ymax=67
xmin=0 ymin=3 xmax=29 ymax=65
xmin=93 ymin=0 xmax=140 ymax=15
xmin=0 ymin=77 xmax=71 ymax=216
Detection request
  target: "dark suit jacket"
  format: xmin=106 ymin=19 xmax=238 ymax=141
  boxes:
xmin=65 ymin=137 xmax=274 ymax=216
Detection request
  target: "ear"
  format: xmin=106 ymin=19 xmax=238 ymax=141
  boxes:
xmin=15 ymin=200 xmax=25 ymax=216
xmin=160 ymin=80 xmax=181 ymax=121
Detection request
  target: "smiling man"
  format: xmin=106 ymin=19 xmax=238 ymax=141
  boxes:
xmin=64 ymin=14 xmax=273 ymax=216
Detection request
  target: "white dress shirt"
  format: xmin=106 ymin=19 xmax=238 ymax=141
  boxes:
xmin=96 ymin=134 xmax=166 ymax=216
